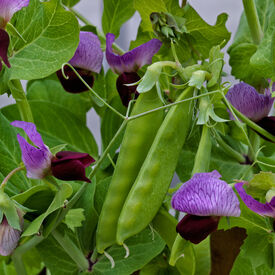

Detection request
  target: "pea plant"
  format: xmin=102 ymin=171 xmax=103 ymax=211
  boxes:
xmin=0 ymin=0 xmax=275 ymax=274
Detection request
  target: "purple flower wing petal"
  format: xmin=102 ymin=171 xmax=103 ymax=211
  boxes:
xmin=0 ymin=0 xmax=29 ymax=24
xmin=256 ymin=116 xmax=275 ymax=137
xmin=0 ymin=30 xmax=10 ymax=70
xmin=54 ymin=151 xmax=94 ymax=167
xmin=172 ymin=170 xmax=240 ymax=217
xmin=11 ymin=121 xmax=47 ymax=149
xmin=16 ymin=134 xmax=51 ymax=179
xmin=226 ymin=83 xmax=274 ymax=122
xmin=235 ymin=182 xmax=275 ymax=218
xmin=106 ymin=33 xmax=162 ymax=74
xmin=69 ymin=31 xmax=103 ymax=73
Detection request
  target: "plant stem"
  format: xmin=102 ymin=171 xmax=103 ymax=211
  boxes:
xmin=68 ymin=8 xmax=125 ymax=54
xmin=52 ymin=230 xmax=89 ymax=271
xmin=128 ymin=90 xmax=220 ymax=121
xmin=242 ymin=0 xmax=263 ymax=44
xmin=9 ymin=79 xmax=33 ymax=122
xmin=62 ymin=63 xmax=125 ymax=120
xmin=12 ymin=235 xmax=44 ymax=275
xmin=1 ymin=166 xmax=24 ymax=189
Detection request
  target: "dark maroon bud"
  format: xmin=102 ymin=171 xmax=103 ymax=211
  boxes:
xmin=56 ymin=65 xmax=94 ymax=93
xmin=256 ymin=116 xmax=275 ymax=138
xmin=51 ymin=151 xmax=95 ymax=182
xmin=116 ymin=72 xmax=140 ymax=107
xmin=0 ymin=29 xmax=11 ymax=71
xmin=176 ymin=214 xmax=220 ymax=244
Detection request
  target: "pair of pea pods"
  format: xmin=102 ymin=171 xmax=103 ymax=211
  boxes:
xmin=96 ymin=86 xmax=194 ymax=254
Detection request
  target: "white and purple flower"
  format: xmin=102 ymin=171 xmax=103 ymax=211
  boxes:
xmin=11 ymin=121 xmax=95 ymax=182
xmin=226 ymin=82 xmax=275 ymax=137
xmin=235 ymin=182 xmax=275 ymax=218
xmin=57 ymin=31 xmax=103 ymax=93
xmin=106 ymin=33 xmax=162 ymax=106
xmin=172 ymin=171 xmax=240 ymax=244
xmin=0 ymin=0 xmax=29 ymax=71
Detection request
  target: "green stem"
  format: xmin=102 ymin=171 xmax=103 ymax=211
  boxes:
xmin=242 ymin=0 xmax=263 ymax=44
xmin=9 ymin=80 xmax=33 ymax=122
xmin=52 ymin=230 xmax=89 ymax=271
xmin=68 ymin=8 xmax=125 ymax=55
xmin=248 ymin=128 xmax=260 ymax=161
xmin=213 ymin=129 xmax=246 ymax=163
xmin=62 ymin=64 xmax=125 ymax=120
xmin=12 ymin=235 xmax=44 ymax=275
xmin=128 ymin=90 xmax=220 ymax=121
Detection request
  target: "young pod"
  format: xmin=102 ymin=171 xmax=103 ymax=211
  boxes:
xmin=96 ymin=88 xmax=164 ymax=253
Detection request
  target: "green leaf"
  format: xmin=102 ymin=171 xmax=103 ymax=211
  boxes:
xmin=228 ymin=0 xmax=275 ymax=84
xmin=27 ymin=77 xmax=92 ymax=122
xmin=92 ymin=228 xmax=165 ymax=275
xmin=37 ymin=235 xmax=79 ymax=275
xmin=94 ymin=176 xmax=112 ymax=214
xmin=8 ymin=0 xmax=79 ymax=80
xmin=22 ymin=183 xmax=73 ymax=236
xmin=0 ymin=112 xmax=30 ymax=196
xmin=134 ymin=0 xmax=168 ymax=32
xmin=64 ymin=208 xmax=85 ymax=232
xmin=102 ymin=0 xmax=135 ymax=37
xmin=62 ymin=0 xmax=80 ymax=7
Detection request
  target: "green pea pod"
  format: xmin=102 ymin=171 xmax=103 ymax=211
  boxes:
xmin=96 ymin=88 xmax=164 ymax=253
xmin=117 ymin=86 xmax=194 ymax=244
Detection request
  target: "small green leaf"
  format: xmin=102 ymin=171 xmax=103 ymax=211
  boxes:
xmin=102 ymin=0 xmax=135 ymax=37
xmin=64 ymin=208 xmax=85 ymax=232
xmin=22 ymin=183 xmax=73 ymax=236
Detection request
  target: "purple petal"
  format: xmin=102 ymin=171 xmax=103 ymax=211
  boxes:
xmin=172 ymin=170 xmax=240 ymax=217
xmin=0 ymin=216 xmax=21 ymax=256
xmin=235 ymin=182 xmax=275 ymax=218
xmin=106 ymin=33 xmax=162 ymax=74
xmin=0 ymin=0 xmax=29 ymax=26
xmin=176 ymin=214 xmax=220 ymax=244
xmin=16 ymin=135 xmax=52 ymax=179
xmin=69 ymin=31 xmax=103 ymax=73
xmin=56 ymin=66 xmax=94 ymax=93
xmin=51 ymin=151 xmax=94 ymax=182
xmin=0 ymin=29 xmax=10 ymax=71
xmin=256 ymin=116 xmax=275 ymax=137
xmin=116 ymin=72 xmax=140 ymax=106
xmin=226 ymin=83 xmax=274 ymax=122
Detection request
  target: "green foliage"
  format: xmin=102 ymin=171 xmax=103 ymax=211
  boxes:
xmin=8 ymin=0 xmax=79 ymax=80
xmin=64 ymin=208 xmax=85 ymax=232
xmin=102 ymin=0 xmax=135 ymax=37
xmin=62 ymin=0 xmax=80 ymax=7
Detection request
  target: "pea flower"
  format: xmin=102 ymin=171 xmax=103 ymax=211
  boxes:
xmin=57 ymin=31 xmax=103 ymax=93
xmin=106 ymin=33 xmax=162 ymax=106
xmin=11 ymin=121 xmax=94 ymax=182
xmin=226 ymin=82 xmax=275 ymax=136
xmin=235 ymin=182 xmax=275 ymax=218
xmin=171 ymin=170 xmax=240 ymax=244
xmin=0 ymin=0 xmax=29 ymax=71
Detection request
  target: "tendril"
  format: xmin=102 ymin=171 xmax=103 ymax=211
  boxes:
xmin=104 ymin=251 xmax=115 ymax=268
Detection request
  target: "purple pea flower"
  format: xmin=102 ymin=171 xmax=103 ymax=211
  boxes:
xmin=106 ymin=33 xmax=162 ymax=106
xmin=171 ymin=170 xmax=240 ymax=244
xmin=11 ymin=121 xmax=94 ymax=182
xmin=57 ymin=31 xmax=103 ymax=93
xmin=0 ymin=0 xmax=29 ymax=71
xmin=226 ymin=82 xmax=275 ymax=136
xmin=235 ymin=182 xmax=275 ymax=218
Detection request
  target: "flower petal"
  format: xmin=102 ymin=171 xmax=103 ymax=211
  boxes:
xmin=256 ymin=116 xmax=275 ymax=137
xmin=116 ymin=72 xmax=140 ymax=106
xmin=0 ymin=29 xmax=10 ymax=71
xmin=226 ymin=83 xmax=274 ymax=122
xmin=0 ymin=216 xmax=21 ymax=256
xmin=69 ymin=31 xmax=103 ymax=73
xmin=176 ymin=214 xmax=220 ymax=244
xmin=106 ymin=33 xmax=162 ymax=74
xmin=16 ymin=134 xmax=52 ymax=179
xmin=0 ymin=0 xmax=29 ymax=25
xmin=51 ymin=151 xmax=94 ymax=182
xmin=235 ymin=182 xmax=275 ymax=218
xmin=56 ymin=66 xmax=94 ymax=93
xmin=172 ymin=170 xmax=240 ymax=217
